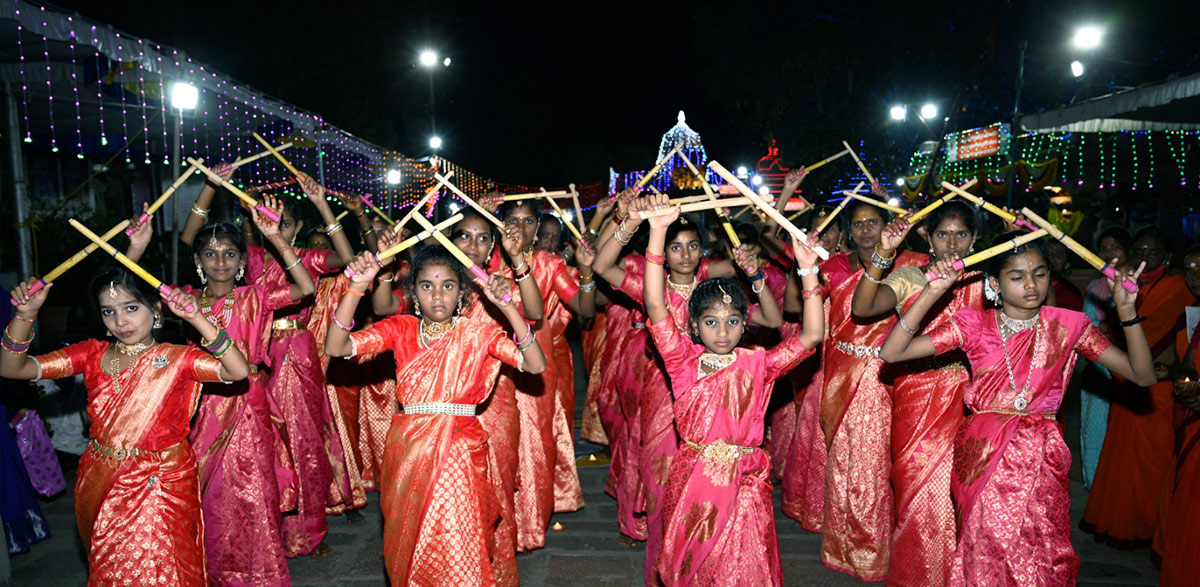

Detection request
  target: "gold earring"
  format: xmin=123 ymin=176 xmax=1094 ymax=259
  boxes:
xmin=153 ymin=314 xmax=162 ymax=329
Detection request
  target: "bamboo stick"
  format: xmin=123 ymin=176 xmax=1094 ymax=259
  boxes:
xmin=397 ymin=171 xmax=455 ymax=229
xmin=842 ymin=140 xmax=877 ymax=186
xmin=16 ymin=219 xmax=134 ymax=303
xmin=377 ymin=213 xmax=464 ymax=261
xmin=906 ymin=191 xmax=959 ymax=223
xmin=432 ymin=172 xmax=505 ymax=229
xmin=676 ymin=152 xmax=742 ymax=246
xmin=409 ymin=214 xmax=508 ymax=303
xmin=634 ymin=142 xmax=682 ymax=188
xmin=925 ymin=229 xmax=1048 ymax=282
xmin=68 ymin=219 xmax=194 ymax=312
xmin=939 ymin=180 xmax=1038 ymax=231
xmin=802 ymin=148 xmax=850 ymax=172
xmin=1021 ymin=207 xmax=1138 ymax=293
xmin=569 ymin=183 xmax=585 ymax=235
xmin=251 ymin=132 xmax=303 ymax=178
xmin=637 ymin=197 xmax=760 ymax=218
xmin=846 ymin=192 xmax=907 ymax=215
xmin=230 ymin=142 xmax=294 ymax=169
xmin=187 ymin=158 xmax=281 ymax=222
xmin=708 ymin=161 xmax=829 ymax=260
xmin=500 ymin=190 xmax=569 ymax=201
xmin=125 ymin=161 xmax=202 ymax=235
xmin=544 ymin=194 xmax=585 ymax=240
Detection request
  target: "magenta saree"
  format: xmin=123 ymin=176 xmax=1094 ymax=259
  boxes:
xmin=926 ymin=306 xmax=1111 ymax=585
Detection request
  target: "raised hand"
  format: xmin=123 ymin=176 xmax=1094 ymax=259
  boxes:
xmin=731 ymin=244 xmax=760 ymax=275
xmin=574 ymin=236 xmax=596 ymax=269
xmin=480 ymin=191 xmax=504 ymax=214
xmin=479 ymin=274 xmax=515 ymax=308
xmin=500 ymin=224 xmax=525 ymax=258
xmin=784 ymin=167 xmax=808 ymax=190
xmin=924 ymin=257 xmax=962 ymax=295
xmin=879 ymin=215 xmax=914 ymax=254
xmin=1109 ymin=260 xmax=1145 ymax=311
xmin=252 ymin=194 xmax=285 ymax=237
xmin=128 ymin=202 xmax=154 ymax=250
xmin=870 ymin=181 xmax=888 ymax=198
xmin=10 ymin=278 xmax=51 ymax=313
xmin=162 ymin=287 xmax=201 ymax=320
xmin=1000 ymin=207 xmax=1029 ymax=233
xmin=640 ymin=193 xmax=678 ymax=230
xmin=295 ymin=171 xmax=326 ymax=202
xmin=790 ymin=232 xmax=822 ymax=268
xmin=346 ymin=251 xmax=381 ymax=285
xmin=336 ymin=192 xmax=365 ymax=216
xmin=215 ymin=161 xmax=237 ymax=183
xmin=376 ymin=228 xmax=401 ymax=266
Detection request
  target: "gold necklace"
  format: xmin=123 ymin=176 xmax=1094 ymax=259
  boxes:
xmin=419 ymin=317 xmax=457 ymax=348
xmin=698 ymin=351 xmax=736 ymax=375
xmin=998 ymin=309 xmax=1038 ymax=336
xmin=666 ymin=275 xmax=697 ymax=299
xmin=115 ymin=340 xmax=155 ymax=357
xmin=200 ymin=289 xmax=236 ymax=328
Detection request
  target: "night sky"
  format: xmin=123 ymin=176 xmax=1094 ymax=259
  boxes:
xmin=52 ymin=0 xmax=1198 ymax=188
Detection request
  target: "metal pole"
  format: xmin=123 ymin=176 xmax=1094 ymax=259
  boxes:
xmin=4 ymin=81 xmax=35 ymax=280
xmin=1008 ymin=41 xmax=1027 ymax=209
xmin=171 ymin=110 xmax=181 ymax=284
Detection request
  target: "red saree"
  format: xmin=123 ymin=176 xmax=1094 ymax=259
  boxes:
xmin=926 ymin=306 xmax=1110 ymax=585
xmin=819 ymin=250 xmax=925 ymax=581
xmin=598 ymin=300 xmax=650 ymax=540
xmin=1156 ymin=331 xmax=1200 ymax=586
xmin=548 ymin=264 xmax=584 ymax=513
xmin=36 ymin=341 xmax=223 ymax=586
xmin=580 ymin=307 xmax=610 ymax=445
xmin=1081 ymin=274 xmax=1193 ymax=546
xmin=886 ymin=269 xmax=983 ymax=587
xmin=349 ymin=314 xmax=523 ymax=585
xmin=617 ymin=255 xmax=713 ymax=583
xmin=648 ymin=318 xmax=815 ymax=586
xmin=187 ymin=284 xmax=295 ymax=586
xmin=781 ymin=298 xmax=830 ymax=532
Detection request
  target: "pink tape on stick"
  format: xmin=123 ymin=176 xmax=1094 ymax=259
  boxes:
xmin=157 ymin=284 xmax=197 ymax=314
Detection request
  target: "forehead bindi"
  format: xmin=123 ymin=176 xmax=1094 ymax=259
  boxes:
xmin=417 ymin=264 xmax=457 ymax=283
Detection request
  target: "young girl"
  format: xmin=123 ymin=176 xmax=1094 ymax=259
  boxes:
xmin=879 ymin=233 xmax=1155 ymax=585
xmin=178 ymin=196 xmax=317 ymax=585
xmin=2 ymin=267 xmax=250 ymax=585
xmin=639 ymin=197 xmax=824 ymax=586
xmin=850 ymin=200 xmax=983 ymax=586
xmin=324 ymin=246 xmax=546 ymax=585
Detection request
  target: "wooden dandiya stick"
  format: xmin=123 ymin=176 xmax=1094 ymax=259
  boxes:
xmin=543 ymin=193 xmax=585 ymax=240
xmin=924 ymin=229 xmax=1048 ymax=282
xmin=635 ymin=142 xmax=683 ymax=188
xmin=230 ymin=142 xmax=294 ymax=169
xmin=336 ymin=210 xmax=349 ymax=222
xmin=251 ymin=132 xmax=304 ymax=178
xmin=675 ymin=153 xmax=742 ymax=247
xmin=846 ymin=192 xmax=907 ymax=216
xmin=358 ymin=193 xmax=395 ymax=225
xmin=397 ymin=171 xmax=455 ymax=229
xmin=802 ymin=148 xmax=850 ymax=173
xmin=842 ymin=140 xmax=877 ymax=186
xmin=939 ymin=180 xmax=1038 ymax=231
xmin=432 ymin=172 xmax=505 ymax=230
xmin=637 ymin=197 xmax=760 ymax=218
xmin=15 ymin=219 xmax=134 ymax=303
xmin=708 ymin=161 xmax=829 ymax=260
xmin=376 ymin=213 xmax=464 ymax=261
xmin=905 ymin=191 xmax=959 ymax=223
xmin=408 ymin=213 xmax=510 ymax=303
xmin=187 ymin=158 xmax=281 ymax=222
xmin=501 ymin=190 xmax=569 ymax=201
xmin=813 ymin=181 xmax=865 ymax=235
xmin=569 ymin=183 xmax=586 ymax=236
xmin=68 ymin=219 xmax=195 ymax=312
xmin=1021 ymin=207 xmax=1139 ymax=293
xmin=125 ymin=159 xmax=204 ymax=235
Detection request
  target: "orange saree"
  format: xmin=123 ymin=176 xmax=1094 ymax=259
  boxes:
xmin=1082 ymin=273 xmax=1194 ymax=546
xmin=348 ymin=314 xmax=523 ymax=585
xmin=1155 ymin=330 xmax=1200 ymax=586
xmin=36 ymin=340 xmax=223 ymax=586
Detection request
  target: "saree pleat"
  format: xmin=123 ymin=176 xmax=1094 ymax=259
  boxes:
xmin=580 ymin=309 xmax=610 ymax=445
xmin=780 ymin=348 xmax=826 ymax=531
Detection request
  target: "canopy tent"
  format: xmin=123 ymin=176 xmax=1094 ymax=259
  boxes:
xmin=1020 ymin=70 xmax=1200 ymax=133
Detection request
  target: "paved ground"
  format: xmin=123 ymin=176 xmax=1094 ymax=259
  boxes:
xmin=9 ymin=339 xmax=1165 ymax=585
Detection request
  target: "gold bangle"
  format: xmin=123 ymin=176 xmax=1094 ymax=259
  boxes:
xmin=284 ymin=257 xmax=303 ymax=271
xmin=191 ymin=205 xmax=210 ymax=219
xmin=324 ymin=222 xmax=344 ymax=236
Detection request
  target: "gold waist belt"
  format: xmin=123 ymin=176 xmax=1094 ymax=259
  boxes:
xmin=402 ymin=402 xmax=477 ymax=417
xmin=972 ymin=409 xmax=1056 ymax=420
xmin=684 ymin=439 xmax=755 ymax=463
xmin=272 ymin=318 xmax=304 ymax=331
xmin=88 ymin=438 xmax=159 ymax=462
xmin=834 ymin=339 xmax=880 ymax=358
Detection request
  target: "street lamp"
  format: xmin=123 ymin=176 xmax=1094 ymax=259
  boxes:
xmin=1070 ymin=60 xmax=1085 ymax=78
xmin=168 ymin=81 xmax=198 ymax=284
xmin=1072 ymin=26 xmax=1103 ymax=50
xmin=890 ymin=105 xmax=907 ymax=121
xmin=386 ymin=169 xmax=402 ymax=184
xmin=419 ymin=50 xmax=438 ymax=67
xmin=429 ymin=136 xmax=442 ymax=150
xmin=443 ymin=57 xmax=451 ymax=67
xmin=736 ymin=166 xmax=748 ymax=178
xmin=919 ymin=103 xmax=938 ymax=120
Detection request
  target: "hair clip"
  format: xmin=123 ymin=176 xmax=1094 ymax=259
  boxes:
xmin=108 ymin=281 xmax=118 ymax=299
xmin=718 ymin=283 xmax=732 ymax=304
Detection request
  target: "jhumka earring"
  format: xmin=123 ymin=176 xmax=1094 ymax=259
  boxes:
xmin=197 ymin=265 xmax=207 ymax=285
xmin=153 ymin=314 xmax=163 ymax=329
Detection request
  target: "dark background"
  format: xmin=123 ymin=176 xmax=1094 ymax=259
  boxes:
xmin=44 ymin=1 xmax=1200 ymax=188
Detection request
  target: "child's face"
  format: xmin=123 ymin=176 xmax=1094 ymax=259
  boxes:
xmin=692 ymin=302 xmax=744 ymax=355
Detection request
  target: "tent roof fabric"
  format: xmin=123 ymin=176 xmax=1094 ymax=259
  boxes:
xmin=1020 ymin=70 xmax=1200 ymax=133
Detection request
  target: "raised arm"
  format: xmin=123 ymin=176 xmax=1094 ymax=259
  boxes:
xmin=639 ymin=195 xmax=676 ymax=325
xmin=255 ymin=195 xmax=315 ymax=300
xmin=480 ymin=274 xmax=546 ymax=374
xmin=370 ymin=228 xmax=404 ymax=316
xmin=1092 ymin=263 xmax=1156 ymax=386
xmin=790 ymin=235 xmax=826 ymax=350
xmin=564 ymin=238 xmax=597 ymax=319
xmin=879 ymin=258 xmax=958 ymax=363
xmin=499 ymin=224 xmax=543 ymax=322
xmin=338 ymin=193 xmax=378 ymax=252
xmin=181 ymin=162 xmax=235 ymax=247
xmin=732 ymin=245 xmax=782 ymax=328
xmin=1 ymin=280 xmax=50 ymax=380
xmin=326 ymin=252 xmax=377 ymax=358
xmin=162 ymin=287 xmax=250 ymax=382
xmin=125 ymin=203 xmax=153 ymax=263
xmin=296 ymin=172 xmax=352 ymax=268
xmin=593 ymin=192 xmax=639 ymax=287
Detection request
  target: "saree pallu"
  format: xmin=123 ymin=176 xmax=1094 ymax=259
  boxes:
xmin=887 ymin=272 xmax=981 ymax=587
xmin=780 ymin=348 xmax=826 ymax=531
xmin=924 ymin=305 xmax=1110 ymax=586
xmin=1082 ymin=274 xmax=1194 ymax=546
xmin=549 ymin=290 xmax=584 ymax=513
xmin=581 ymin=309 xmax=609 ymax=445
xmin=36 ymin=341 xmax=223 ymax=586
xmin=649 ymin=318 xmax=813 ymax=586
xmin=819 ymin=250 xmax=924 ymax=581
xmin=350 ymin=314 xmax=521 ymax=585
xmin=603 ymin=304 xmax=649 ymax=541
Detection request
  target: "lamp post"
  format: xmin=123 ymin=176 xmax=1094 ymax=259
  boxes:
xmin=169 ymin=82 xmax=198 ymax=283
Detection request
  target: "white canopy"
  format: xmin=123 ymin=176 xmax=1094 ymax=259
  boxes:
xmin=1020 ymin=70 xmax=1200 ymax=133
